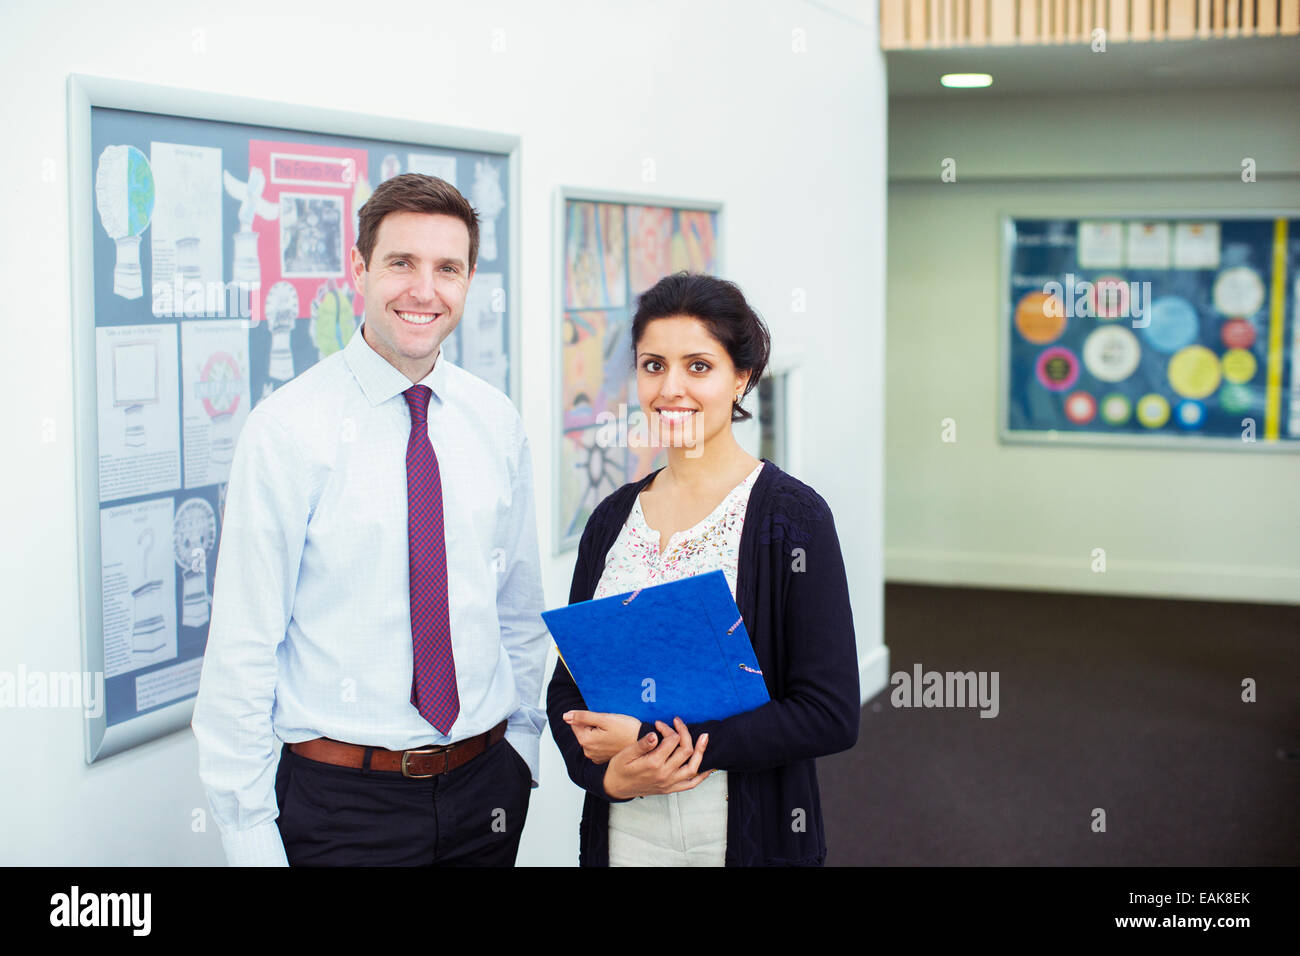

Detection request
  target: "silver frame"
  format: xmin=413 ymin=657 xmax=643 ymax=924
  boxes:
xmin=69 ymin=74 xmax=523 ymax=762
xmin=552 ymin=187 xmax=725 ymax=554
xmin=997 ymin=210 xmax=1300 ymax=452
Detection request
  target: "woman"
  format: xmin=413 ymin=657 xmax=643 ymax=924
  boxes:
xmin=547 ymin=272 xmax=860 ymax=866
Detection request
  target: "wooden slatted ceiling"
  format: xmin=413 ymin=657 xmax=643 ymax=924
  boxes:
xmin=881 ymin=0 xmax=1300 ymax=46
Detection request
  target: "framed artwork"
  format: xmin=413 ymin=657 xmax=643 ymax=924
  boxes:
xmin=554 ymin=189 xmax=722 ymax=552
xmin=69 ymin=74 xmax=520 ymax=760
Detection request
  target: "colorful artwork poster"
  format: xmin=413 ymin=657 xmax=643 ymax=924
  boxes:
xmin=672 ymin=209 xmax=719 ymax=274
xmin=247 ymin=140 xmax=368 ymax=323
xmin=564 ymin=202 xmax=627 ymax=310
xmin=563 ymin=310 xmax=631 ymax=429
xmin=1004 ymin=216 xmax=1300 ymax=445
xmin=628 ymin=206 xmax=673 ymax=295
xmin=626 ymin=206 xmax=720 ymax=294
xmin=559 ymin=197 xmax=721 ymax=549
xmin=561 ymin=310 xmax=630 ymax=541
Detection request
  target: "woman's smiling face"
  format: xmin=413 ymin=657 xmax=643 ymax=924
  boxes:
xmin=635 ymin=315 xmax=748 ymax=451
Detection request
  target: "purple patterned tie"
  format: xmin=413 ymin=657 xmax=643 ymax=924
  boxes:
xmin=404 ymin=384 xmax=459 ymax=734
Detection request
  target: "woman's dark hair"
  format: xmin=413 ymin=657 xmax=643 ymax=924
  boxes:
xmin=631 ymin=272 xmax=771 ymax=422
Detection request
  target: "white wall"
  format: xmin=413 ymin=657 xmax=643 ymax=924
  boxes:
xmin=0 ymin=0 xmax=887 ymax=864
xmin=886 ymin=88 xmax=1300 ymax=605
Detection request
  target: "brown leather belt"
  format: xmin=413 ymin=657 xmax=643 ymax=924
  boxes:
xmin=290 ymin=720 xmax=508 ymax=778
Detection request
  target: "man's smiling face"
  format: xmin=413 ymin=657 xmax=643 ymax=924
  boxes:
xmin=351 ymin=210 xmax=475 ymax=383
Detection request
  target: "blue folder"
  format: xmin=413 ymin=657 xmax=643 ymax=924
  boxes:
xmin=542 ymin=569 xmax=771 ymax=725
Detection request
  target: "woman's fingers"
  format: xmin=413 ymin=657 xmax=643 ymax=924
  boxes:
xmin=672 ymin=716 xmax=693 ymax=752
xmin=571 ymin=710 xmax=629 ymax=732
xmin=662 ymin=730 xmax=699 ymax=774
xmin=640 ymin=730 xmax=679 ymax=764
xmin=655 ymin=736 xmax=707 ymax=788
xmin=678 ymin=733 xmax=708 ymax=778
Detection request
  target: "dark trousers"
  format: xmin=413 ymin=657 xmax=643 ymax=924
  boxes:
xmin=274 ymin=737 xmax=532 ymax=866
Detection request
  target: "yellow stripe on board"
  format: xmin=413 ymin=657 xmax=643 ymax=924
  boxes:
xmin=1264 ymin=218 xmax=1287 ymax=441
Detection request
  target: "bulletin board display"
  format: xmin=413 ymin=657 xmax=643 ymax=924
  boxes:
xmin=69 ymin=76 xmax=520 ymax=761
xmin=1000 ymin=214 xmax=1300 ymax=449
xmin=555 ymin=189 xmax=722 ymax=552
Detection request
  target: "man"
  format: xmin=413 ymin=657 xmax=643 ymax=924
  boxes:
xmin=192 ymin=174 xmax=548 ymax=866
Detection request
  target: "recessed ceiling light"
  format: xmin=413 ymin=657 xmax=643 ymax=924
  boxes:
xmin=941 ymin=73 xmax=993 ymax=88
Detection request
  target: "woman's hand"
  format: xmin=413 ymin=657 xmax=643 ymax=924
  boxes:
xmin=602 ymin=717 xmax=711 ymax=800
xmin=563 ymin=710 xmax=642 ymax=765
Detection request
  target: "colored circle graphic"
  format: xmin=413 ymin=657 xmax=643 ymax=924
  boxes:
xmin=1174 ymin=400 xmax=1206 ymax=430
xmin=1015 ymin=291 xmax=1067 ymax=344
xmin=1143 ymin=296 xmax=1199 ymax=353
xmin=1212 ymin=266 xmax=1265 ymax=318
xmin=1082 ymin=325 xmax=1141 ymax=383
xmin=199 ymin=352 xmax=243 ymax=418
xmin=1090 ymin=276 xmax=1129 ymax=320
xmin=1136 ymin=393 xmax=1171 ymax=428
xmin=1168 ymin=345 xmax=1222 ymax=399
xmin=1100 ymin=393 xmax=1132 ymax=425
xmin=1218 ymin=383 xmax=1254 ymax=414
xmin=1221 ymin=348 xmax=1257 ymax=384
xmin=1036 ymin=346 xmax=1079 ymax=391
xmin=1220 ymin=318 xmax=1256 ymax=349
xmin=1064 ymin=391 xmax=1097 ymax=424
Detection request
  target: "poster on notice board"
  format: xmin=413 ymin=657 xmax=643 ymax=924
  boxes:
xmin=70 ymin=76 xmax=519 ymax=760
xmin=1002 ymin=214 xmax=1299 ymax=450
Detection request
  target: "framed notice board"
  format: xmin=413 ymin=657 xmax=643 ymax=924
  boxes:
xmin=69 ymin=75 xmax=520 ymax=761
xmin=554 ymin=188 xmax=722 ymax=552
xmin=1000 ymin=213 xmax=1300 ymax=450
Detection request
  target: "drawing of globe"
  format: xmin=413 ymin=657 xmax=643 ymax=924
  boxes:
xmin=125 ymin=147 xmax=156 ymax=236
xmin=95 ymin=144 xmax=156 ymax=239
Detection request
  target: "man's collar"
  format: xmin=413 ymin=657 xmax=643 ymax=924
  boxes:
xmin=344 ymin=323 xmax=450 ymax=406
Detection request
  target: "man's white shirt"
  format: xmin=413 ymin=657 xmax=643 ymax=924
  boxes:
xmin=192 ymin=325 xmax=549 ymax=867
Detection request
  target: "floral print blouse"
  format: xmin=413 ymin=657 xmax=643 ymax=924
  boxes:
xmin=593 ymin=462 xmax=765 ymax=602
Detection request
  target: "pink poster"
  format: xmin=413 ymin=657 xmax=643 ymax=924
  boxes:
xmin=247 ymin=140 xmax=369 ymax=323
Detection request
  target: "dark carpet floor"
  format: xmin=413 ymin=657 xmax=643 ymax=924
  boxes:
xmin=819 ymin=583 xmax=1300 ymax=865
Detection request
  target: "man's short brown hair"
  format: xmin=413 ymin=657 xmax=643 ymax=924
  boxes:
xmin=355 ymin=173 xmax=480 ymax=271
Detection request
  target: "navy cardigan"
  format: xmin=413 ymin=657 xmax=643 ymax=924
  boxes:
xmin=546 ymin=460 xmax=861 ymax=866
